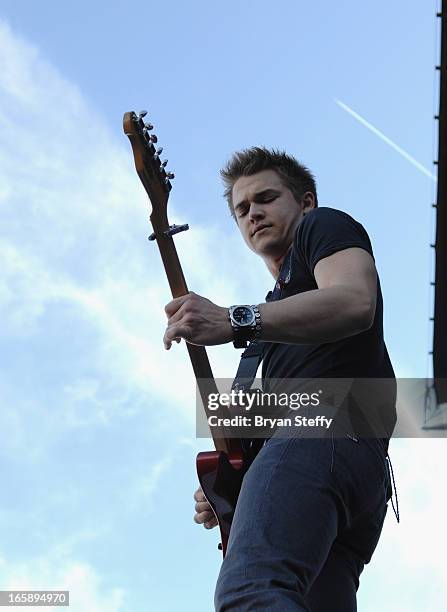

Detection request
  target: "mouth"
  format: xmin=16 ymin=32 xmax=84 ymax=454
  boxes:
xmin=252 ymin=225 xmax=271 ymax=237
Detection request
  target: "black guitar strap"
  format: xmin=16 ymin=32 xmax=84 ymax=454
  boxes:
xmin=231 ymin=247 xmax=293 ymax=394
xmin=230 ymin=249 xmax=293 ymax=458
xmin=230 ymin=340 xmax=266 ymax=393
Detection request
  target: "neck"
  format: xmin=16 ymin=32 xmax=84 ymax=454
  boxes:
xmin=264 ymin=243 xmax=292 ymax=279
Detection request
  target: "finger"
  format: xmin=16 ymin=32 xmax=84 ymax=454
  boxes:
xmin=163 ymin=331 xmax=177 ymax=350
xmin=163 ymin=325 xmax=188 ymax=350
xmin=165 ymin=302 xmax=188 ymax=327
xmin=164 ymin=332 xmax=181 ymax=346
xmin=164 ymin=294 xmax=191 ymax=318
xmin=163 ymin=332 xmax=172 ymax=350
xmin=194 ymin=488 xmax=206 ymax=502
xmin=194 ymin=510 xmax=215 ymax=524
xmin=204 ymin=517 xmax=218 ymax=529
xmin=195 ymin=500 xmax=212 ymax=513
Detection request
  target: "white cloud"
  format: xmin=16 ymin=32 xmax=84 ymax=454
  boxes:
xmin=129 ymin=453 xmax=175 ymax=513
xmin=358 ymin=439 xmax=447 ymax=611
xmin=0 ymin=17 xmax=260 ymax=433
xmin=0 ymin=554 xmax=126 ymax=612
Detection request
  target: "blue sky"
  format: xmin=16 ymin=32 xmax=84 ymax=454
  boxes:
xmin=0 ymin=1 xmax=446 ymax=610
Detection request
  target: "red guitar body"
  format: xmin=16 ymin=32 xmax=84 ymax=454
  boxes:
xmin=196 ymin=449 xmax=246 ymax=557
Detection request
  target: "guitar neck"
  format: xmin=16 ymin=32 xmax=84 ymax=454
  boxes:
xmin=123 ymin=110 xmax=241 ymax=455
xmin=151 ymin=221 xmax=239 ymax=454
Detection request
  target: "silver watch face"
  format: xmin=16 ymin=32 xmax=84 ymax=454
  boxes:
xmin=231 ymin=306 xmax=255 ymax=327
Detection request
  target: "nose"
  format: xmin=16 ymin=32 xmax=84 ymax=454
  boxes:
xmin=248 ymin=202 xmax=265 ymax=223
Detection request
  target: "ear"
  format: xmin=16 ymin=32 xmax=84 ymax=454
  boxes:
xmin=301 ymin=191 xmax=317 ymax=215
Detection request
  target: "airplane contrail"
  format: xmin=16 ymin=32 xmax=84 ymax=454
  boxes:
xmin=335 ymin=98 xmax=437 ymax=182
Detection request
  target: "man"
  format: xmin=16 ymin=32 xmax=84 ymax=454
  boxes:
xmin=163 ymin=148 xmax=396 ymax=611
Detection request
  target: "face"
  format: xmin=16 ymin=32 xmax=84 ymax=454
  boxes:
xmin=232 ymin=169 xmax=313 ymax=264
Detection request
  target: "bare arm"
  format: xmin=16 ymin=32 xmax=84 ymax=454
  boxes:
xmin=259 ymin=247 xmax=377 ymax=344
xmin=164 ymin=248 xmax=377 ymax=349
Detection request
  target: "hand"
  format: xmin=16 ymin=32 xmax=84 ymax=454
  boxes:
xmin=193 ymin=486 xmax=218 ymax=530
xmin=163 ymin=291 xmax=233 ymax=350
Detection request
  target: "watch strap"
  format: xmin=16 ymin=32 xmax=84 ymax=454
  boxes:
xmin=230 ymin=304 xmax=261 ymax=349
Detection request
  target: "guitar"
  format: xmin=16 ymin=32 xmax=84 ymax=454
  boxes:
xmin=123 ymin=110 xmax=250 ymax=556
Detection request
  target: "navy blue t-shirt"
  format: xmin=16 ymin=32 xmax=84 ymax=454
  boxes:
xmin=262 ymin=207 xmax=395 ymax=381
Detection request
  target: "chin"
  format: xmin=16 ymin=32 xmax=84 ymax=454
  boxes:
xmin=253 ymin=240 xmax=279 ymax=257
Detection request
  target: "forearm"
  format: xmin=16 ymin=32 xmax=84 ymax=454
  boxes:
xmin=258 ymin=286 xmax=374 ymax=344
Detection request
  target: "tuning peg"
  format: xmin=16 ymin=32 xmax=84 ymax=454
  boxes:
xmin=153 ymin=147 xmax=164 ymax=160
xmin=144 ymin=122 xmax=154 ymax=131
xmin=138 ymin=110 xmax=148 ymax=118
xmin=144 ymin=132 xmax=158 ymax=146
xmin=161 ymin=159 xmax=168 ymax=167
xmin=166 ymin=172 xmax=175 ymax=179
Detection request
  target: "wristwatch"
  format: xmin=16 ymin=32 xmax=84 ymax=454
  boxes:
xmin=228 ymin=304 xmax=262 ymax=349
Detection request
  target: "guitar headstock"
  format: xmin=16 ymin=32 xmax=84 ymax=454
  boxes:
xmin=123 ymin=110 xmax=174 ymax=226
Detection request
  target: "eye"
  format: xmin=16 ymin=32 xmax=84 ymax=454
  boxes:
xmin=237 ymin=208 xmax=248 ymax=218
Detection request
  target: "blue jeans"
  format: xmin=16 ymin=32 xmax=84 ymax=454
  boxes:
xmin=214 ymin=435 xmax=392 ymax=611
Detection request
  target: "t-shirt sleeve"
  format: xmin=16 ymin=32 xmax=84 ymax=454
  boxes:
xmin=296 ymin=207 xmax=374 ymax=275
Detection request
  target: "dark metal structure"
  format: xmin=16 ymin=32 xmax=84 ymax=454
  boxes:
xmin=433 ymin=2 xmax=447 ymax=404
